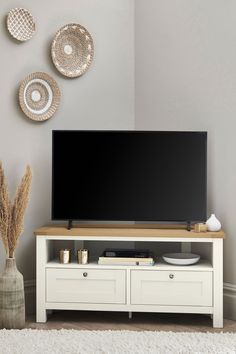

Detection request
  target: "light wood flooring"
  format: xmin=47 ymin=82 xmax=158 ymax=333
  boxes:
xmin=26 ymin=311 xmax=236 ymax=332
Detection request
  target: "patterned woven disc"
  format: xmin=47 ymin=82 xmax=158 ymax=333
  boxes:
xmin=7 ymin=8 xmax=36 ymax=41
xmin=51 ymin=23 xmax=94 ymax=78
xmin=19 ymin=72 xmax=60 ymax=121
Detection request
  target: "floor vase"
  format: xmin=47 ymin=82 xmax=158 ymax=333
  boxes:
xmin=0 ymin=258 xmax=25 ymax=329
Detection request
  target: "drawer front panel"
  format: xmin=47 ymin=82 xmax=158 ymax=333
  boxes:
xmin=131 ymin=270 xmax=212 ymax=306
xmin=46 ymin=268 xmax=126 ymax=304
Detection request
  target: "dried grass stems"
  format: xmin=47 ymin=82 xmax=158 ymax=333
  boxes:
xmin=0 ymin=163 xmax=32 ymax=258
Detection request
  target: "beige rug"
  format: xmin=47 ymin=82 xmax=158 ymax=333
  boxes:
xmin=0 ymin=329 xmax=236 ymax=354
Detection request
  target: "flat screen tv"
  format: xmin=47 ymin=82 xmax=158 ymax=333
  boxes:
xmin=52 ymin=130 xmax=207 ymax=225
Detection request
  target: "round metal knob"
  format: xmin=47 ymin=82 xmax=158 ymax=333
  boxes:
xmin=83 ymin=272 xmax=88 ymax=277
xmin=169 ymin=273 xmax=174 ymax=279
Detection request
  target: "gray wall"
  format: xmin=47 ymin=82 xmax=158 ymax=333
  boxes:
xmin=0 ymin=0 xmax=135 ymax=280
xmin=135 ymin=0 xmax=235 ymax=285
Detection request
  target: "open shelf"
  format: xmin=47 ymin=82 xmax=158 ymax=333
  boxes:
xmin=46 ymin=258 xmax=213 ymax=271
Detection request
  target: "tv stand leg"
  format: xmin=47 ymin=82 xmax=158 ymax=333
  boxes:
xmin=187 ymin=221 xmax=191 ymax=231
xmin=67 ymin=220 xmax=73 ymax=230
xmin=37 ymin=309 xmax=47 ymax=323
xmin=212 ymin=238 xmax=223 ymax=328
xmin=213 ymin=313 xmax=223 ymax=328
xmin=36 ymin=236 xmax=47 ymax=323
xmin=128 ymin=312 xmax=132 ymax=320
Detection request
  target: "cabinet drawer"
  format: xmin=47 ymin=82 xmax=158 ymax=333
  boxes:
xmin=131 ymin=270 xmax=212 ymax=306
xmin=46 ymin=268 xmax=126 ymax=304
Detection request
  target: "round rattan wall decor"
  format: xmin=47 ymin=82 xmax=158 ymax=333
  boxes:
xmin=7 ymin=8 xmax=36 ymax=42
xmin=19 ymin=72 xmax=61 ymax=122
xmin=51 ymin=23 xmax=94 ymax=78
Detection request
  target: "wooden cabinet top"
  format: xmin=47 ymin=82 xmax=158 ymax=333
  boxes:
xmin=34 ymin=224 xmax=226 ymax=239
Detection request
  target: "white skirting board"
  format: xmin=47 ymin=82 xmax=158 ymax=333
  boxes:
xmin=24 ymin=279 xmax=236 ymax=320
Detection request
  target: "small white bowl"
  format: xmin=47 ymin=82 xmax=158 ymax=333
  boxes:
xmin=162 ymin=253 xmax=200 ymax=265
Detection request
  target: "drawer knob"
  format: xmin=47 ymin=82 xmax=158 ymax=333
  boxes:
xmin=83 ymin=272 xmax=88 ymax=277
xmin=169 ymin=273 xmax=174 ymax=279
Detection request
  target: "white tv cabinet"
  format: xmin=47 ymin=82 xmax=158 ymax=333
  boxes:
xmin=35 ymin=224 xmax=225 ymax=328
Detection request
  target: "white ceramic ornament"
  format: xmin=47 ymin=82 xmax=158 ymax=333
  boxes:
xmin=206 ymin=214 xmax=221 ymax=232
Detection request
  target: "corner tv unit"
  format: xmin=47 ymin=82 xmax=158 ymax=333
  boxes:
xmin=52 ymin=130 xmax=207 ymax=228
xmin=35 ymin=225 xmax=224 ymax=328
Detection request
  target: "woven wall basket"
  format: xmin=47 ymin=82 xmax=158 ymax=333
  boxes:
xmin=7 ymin=8 xmax=36 ymax=42
xmin=51 ymin=23 xmax=94 ymax=78
xmin=19 ymin=72 xmax=61 ymax=122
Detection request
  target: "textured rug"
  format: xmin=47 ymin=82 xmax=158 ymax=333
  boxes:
xmin=0 ymin=329 xmax=236 ymax=354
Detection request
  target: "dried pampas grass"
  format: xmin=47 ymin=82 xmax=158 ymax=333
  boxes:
xmin=0 ymin=163 xmax=32 ymax=258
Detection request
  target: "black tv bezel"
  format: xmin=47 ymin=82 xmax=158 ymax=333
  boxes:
xmin=51 ymin=130 xmax=207 ymax=224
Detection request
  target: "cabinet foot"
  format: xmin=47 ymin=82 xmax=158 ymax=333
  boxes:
xmin=213 ymin=314 xmax=223 ymax=328
xmin=36 ymin=309 xmax=47 ymax=323
xmin=128 ymin=312 xmax=132 ymax=319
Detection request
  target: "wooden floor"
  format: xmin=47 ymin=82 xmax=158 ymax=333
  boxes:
xmin=26 ymin=311 xmax=236 ymax=332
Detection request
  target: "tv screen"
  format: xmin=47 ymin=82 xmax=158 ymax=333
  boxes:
xmin=52 ymin=130 xmax=207 ymax=223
